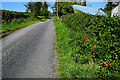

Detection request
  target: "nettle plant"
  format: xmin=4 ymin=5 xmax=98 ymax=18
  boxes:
xmin=62 ymin=11 xmax=120 ymax=78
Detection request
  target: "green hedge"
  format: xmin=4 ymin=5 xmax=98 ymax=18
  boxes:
xmin=62 ymin=12 xmax=120 ymax=78
xmin=2 ymin=10 xmax=29 ymax=23
xmin=54 ymin=10 xmax=120 ymax=78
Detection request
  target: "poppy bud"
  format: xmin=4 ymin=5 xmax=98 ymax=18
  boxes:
xmin=103 ymin=61 xmax=109 ymax=66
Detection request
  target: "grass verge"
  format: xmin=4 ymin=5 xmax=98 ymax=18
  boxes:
xmin=1 ymin=18 xmax=48 ymax=38
xmin=53 ymin=16 xmax=80 ymax=78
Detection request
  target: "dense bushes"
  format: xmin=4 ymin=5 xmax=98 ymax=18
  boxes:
xmin=2 ymin=10 xmax=29 ymax=23
xmin=54 ymin=17 xmax=100 ymax=78
xmin=54 ymin=10 xmax=120 ymax=78
xmin=62 ymin=12 xmax=120 ymax=78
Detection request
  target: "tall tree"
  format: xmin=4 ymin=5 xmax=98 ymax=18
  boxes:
xmin=33 ymin=2 xmax=42 ymax=18
xmin=42 ymin=2 xmax=49 ymax=17
xmin=103 ymin=2 xmax=112 ymax=15
xmin=24 ymin=2 xmax=34 ymax=12
xmin=51 ymin=6 xmax=55 ymax=16
xmin=54 ymin=2 xmax=74 ymax=16
xmin=24 ymin=2 xmax=42 ymax=18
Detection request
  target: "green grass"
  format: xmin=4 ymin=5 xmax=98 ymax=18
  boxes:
xmin=1 ymin=18 xmax=48 ymax=38
xmin=53 ymin=16 xmax=74 ymax=78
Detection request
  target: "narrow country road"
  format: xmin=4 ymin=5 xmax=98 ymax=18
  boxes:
xmin=2 ymin=18 xmax=57 ymax=78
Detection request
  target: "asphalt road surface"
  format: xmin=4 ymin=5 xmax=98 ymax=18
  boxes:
xmin=2 ymin=18 xmax=57 ymax=78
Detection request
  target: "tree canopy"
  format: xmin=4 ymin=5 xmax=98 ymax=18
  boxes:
xmin=54 ymin=2 xmax=74 ymax=16
xmin=103 ymin=2 xmax=112 ymax=15
xmin=41 ymin=2 xmax=49 ymax=18
xmin=24 ymin=2 xmax=49 ymax=18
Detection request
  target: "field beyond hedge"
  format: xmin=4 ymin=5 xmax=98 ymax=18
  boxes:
xmin=53 ymin=11 xmax=120 ymax=79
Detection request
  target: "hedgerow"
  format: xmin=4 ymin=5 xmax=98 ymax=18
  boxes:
xmin=54 ymin=10 xmax=120 ymax=78
xmin=2 ymin=10 xmax=29 ymax=23
xmin=1 ymin=10 xmax=49 ymax=38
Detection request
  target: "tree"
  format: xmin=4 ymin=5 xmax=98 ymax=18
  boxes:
xmin=33 ymin=2 xmax=42 ymax=18
xmin=51 ymin=6 xmax=56 ymax=16
xmin=42 ymin=2 xmax=49 ymax=18
xmin=103 ymin=2 xmax=112 ymax=15
xmin=24 ymin=2 xmax=34 ymax=12
xmin=82 ymin=0 xmax=86 ymax=6
xmin=54 ymin=2 xmax=74 ymax=16
xmin=24 ymin=2 xmax=42 ymax=18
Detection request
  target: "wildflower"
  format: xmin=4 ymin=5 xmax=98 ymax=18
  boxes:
xmin=92 ymin=50 xmax=95 ymax=55
xmin=82 ymin=37 xmax=85 ymax=40
xmin=85 ymin=37 xmax=88 ymax=40
xmin=93 ymin=52 xmax=95 ymax=55
xmin=103 ymin=61 xmax=109 ymax=66
xmin=95 ymin=48 xmax=96 ymax=51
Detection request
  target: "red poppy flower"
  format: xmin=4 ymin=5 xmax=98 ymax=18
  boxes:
xmin=93 ymin=50 xmax=95 ymax=53
xmin=82 ymin=37 xmax=85 ymax=40
xmin=85 ymin=37 xmax=88 ymax=40
xmin=103 ymin=61 xmax=109 ymax=66
xmin=95 ymin=48 xmax=96 ymax=50
xmin=93 ymin=52 xmax=95 ymax=55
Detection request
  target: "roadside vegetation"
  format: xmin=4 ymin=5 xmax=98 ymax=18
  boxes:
xmin=1 ymin=2 xmax=52 ymax=38
xmin=54 ymin=2 xmax=74 ymax=16
xmin=53 ymin=9 xmax=120 ymax=78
